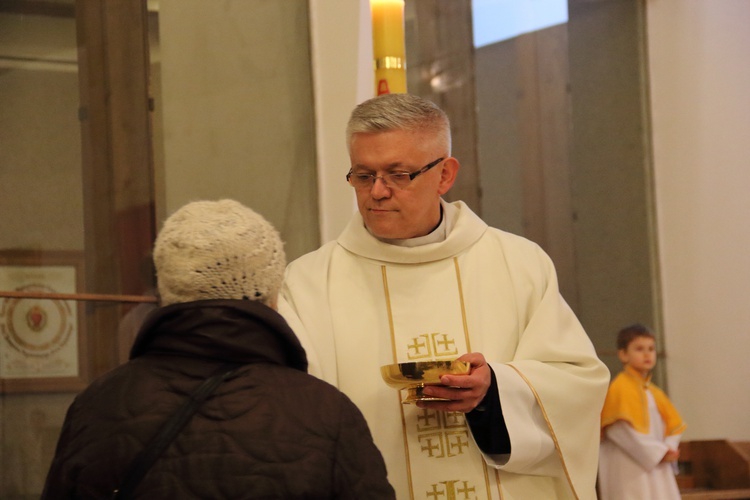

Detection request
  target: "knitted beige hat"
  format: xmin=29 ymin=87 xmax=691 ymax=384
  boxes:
xmin=153 ymin=199 xmax=286 ymax=307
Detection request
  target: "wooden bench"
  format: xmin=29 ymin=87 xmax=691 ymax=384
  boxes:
xmin=678 ymin=440 xmax=750 ymax=499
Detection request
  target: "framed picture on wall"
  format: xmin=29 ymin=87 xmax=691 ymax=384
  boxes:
xmin=0 ymin=250 xmax=87 ymax=393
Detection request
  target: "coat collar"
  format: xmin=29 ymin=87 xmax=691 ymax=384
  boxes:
xmin=129 ymin=299 xmax=308 ymax=372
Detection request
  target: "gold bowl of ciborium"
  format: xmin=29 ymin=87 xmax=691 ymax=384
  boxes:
xmin=380 ymin=359 xmax=470 ymax=404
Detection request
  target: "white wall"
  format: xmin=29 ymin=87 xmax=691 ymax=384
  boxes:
xmin=647 ymin=0 xmax=750 ymax=441
xmin=158 ymin=0 xmax=322 ymax=260
xmin=308 ymin=0 xmax=371 ymax=242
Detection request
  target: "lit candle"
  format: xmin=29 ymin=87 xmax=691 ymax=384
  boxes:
xmin=370 ymin=0 xmax=406 ymax=95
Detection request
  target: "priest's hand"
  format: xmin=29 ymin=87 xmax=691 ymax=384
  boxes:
xmin=417 ymin=352 xmax=491 ymax=413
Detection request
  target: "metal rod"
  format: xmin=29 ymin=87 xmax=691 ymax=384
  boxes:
xmin=0 ymin=290 xmax=158 ymax=303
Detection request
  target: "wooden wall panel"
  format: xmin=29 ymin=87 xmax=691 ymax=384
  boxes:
xmin=75 ymin=0 xmax=155 ymax=377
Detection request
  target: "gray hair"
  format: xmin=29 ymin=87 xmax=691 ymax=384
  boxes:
xmin=346 ymin=93 xmax=451 ymax=153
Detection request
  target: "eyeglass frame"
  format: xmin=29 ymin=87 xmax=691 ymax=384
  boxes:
xmin=346 ymin=157 xmax=445 ymax=189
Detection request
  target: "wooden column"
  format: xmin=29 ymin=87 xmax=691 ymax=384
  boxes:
xmin=75 ymin=0 xmax=155 ymax=377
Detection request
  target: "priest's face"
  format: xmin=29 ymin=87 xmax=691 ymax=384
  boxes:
xmin=348 ymin=129 xmax=459 ymax=240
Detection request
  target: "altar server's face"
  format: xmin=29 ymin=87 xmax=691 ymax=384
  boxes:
xmin=348 ymin=129 xmax=459 ymax=240
xmin=618 ymin=336 xmax=657 ymax=377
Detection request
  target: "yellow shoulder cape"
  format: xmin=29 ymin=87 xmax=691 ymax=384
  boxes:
xmin=600 ymin=365 xmax=687 ymax=436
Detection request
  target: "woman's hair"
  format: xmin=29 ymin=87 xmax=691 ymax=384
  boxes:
xmin=346 ymin=93 xmax=451 ymax=153
xmin=616 ymin=323 xmax=656 ymax=350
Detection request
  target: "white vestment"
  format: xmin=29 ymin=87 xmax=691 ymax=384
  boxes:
xmin=598 ymin=392 xmax=682 ymax=500
xmin=281 ymin=201 xmax=610 ymax=500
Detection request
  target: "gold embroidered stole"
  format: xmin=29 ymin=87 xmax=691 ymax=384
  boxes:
xmin=379 ymin=258 xmax=501 ymax=500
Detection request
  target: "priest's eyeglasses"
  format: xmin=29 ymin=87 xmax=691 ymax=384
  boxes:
xmin=346 ymin=157 xmax=445 ymax=189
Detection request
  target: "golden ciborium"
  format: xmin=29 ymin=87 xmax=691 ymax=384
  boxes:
xmin=380 ymin=359 xmax=470 ymax=404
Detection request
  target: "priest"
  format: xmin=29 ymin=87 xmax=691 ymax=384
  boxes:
xmin=281 ymin=93 xmax=610 ymax=500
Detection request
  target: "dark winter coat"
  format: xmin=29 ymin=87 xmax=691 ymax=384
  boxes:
xmin=42 ymin=299 xmax=395 ymax=499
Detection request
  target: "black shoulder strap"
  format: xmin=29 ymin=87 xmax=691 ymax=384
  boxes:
xmin=112 ymin=362 xmax=243 ymax=499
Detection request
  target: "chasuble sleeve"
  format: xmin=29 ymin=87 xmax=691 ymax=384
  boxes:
xmin=481 ymin=363 xmax=558 ymax=474
xmin=483 ymin=231 xmax=611 ymax=491
xmin=280 ymin=242 xmax=340 ymax=386
xmin=277 ymin=295 xmax=324 ymax=379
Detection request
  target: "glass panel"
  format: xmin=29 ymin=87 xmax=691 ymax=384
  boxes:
xmin=0 ymin=5 xmax=83 ymax=254
xmin=1 ymin=2 xmax=157 ymax=497
xmin=0 ymin=4 xmax=82 ymax=497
